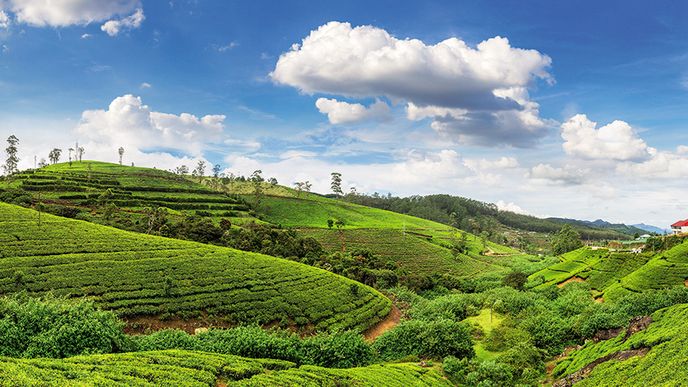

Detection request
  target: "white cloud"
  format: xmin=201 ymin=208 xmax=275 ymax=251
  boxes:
xmin=100 ymin=7 xmax=144 ymax=36
xmin=80 ymin=33 xmax=92 ymax=39
xmin=271 ymin=21 xmax=553 ymax=146
xmin=617 ymin=151 xmax=688 ymax=179
xmin=217 ymin=41 xmax=238 ymax=52
xmin=3 ymin=0 xmax=138 ymax=27
xmin=677 ymin=145 xmax=688 ymax=154
xmin=315 ymin=98 xmax=391 ymax=124
xmin=528 ymin=163 xmax=586 ymax=185
xmin=75 ymin=94 xmax=225 ymax=157
xmin=465 ymin=156 xmax=519 ymax=171
xmin=139 ymin=82 xmax=152 ymax=89
xmin=0 ymin=10 xmax=10 ymax=29
xmin=495 ymin=200 xmax=527 ymax=214
xmin=561 ymin=114 xmax=654 ymax=161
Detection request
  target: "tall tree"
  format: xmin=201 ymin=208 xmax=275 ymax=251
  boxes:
xmin=68 ymin=148 xmax=74 ymax=166
xmin=212 ymin=163 xmax=222 ymax=178
xmin=118 ymin=147 xmax=125 ymax=165
xmin=48 ymin=148 xmax=62 ymax=164
xmin=251 ymin=170 xmax=264 ymax=207
xmin=3 ymin=135 xmax=19 ymax=176
xmin=174 ymin=165 xmax=189 ymax=175
xmin=76 ymin=146 xmax=85 ymax=162
xmin=330 ymin=172 xmax=343 ymax=196
xmin=293 ymin=181 xmax=312 ymax=197
xmin=551 ymin=224 xmax=584 ymax=255
xmin=192 ymin=160 xmax=206 ymax=181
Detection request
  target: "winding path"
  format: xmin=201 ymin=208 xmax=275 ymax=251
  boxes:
xmin=364 ymin=305 xmax=401 ymax=342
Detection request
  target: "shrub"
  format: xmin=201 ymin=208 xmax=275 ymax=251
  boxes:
xmin=373 ymin=319 xmax=474 ymax=361
xmin=0 ymin=295 xmax=130 ymax=358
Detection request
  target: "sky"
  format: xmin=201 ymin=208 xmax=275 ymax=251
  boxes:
xmin=0 ymin=0 xmax=687 ymax=227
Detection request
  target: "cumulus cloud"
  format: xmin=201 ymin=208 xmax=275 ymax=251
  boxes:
xmin=529 ymin=163 xmax=586 ymax=185
xmin=617 ymin=151 xmax=688 ymax=179
xmin=2 ymin=0 xmax=139 ymax=27
xmin=561 ymin=114 xmax=654 ymax=161
xmin=495 ymin=200 xmax=527 ymax=214
xmin=465 ymin=156 xmax=519 ymax=171
xmin=75 ymin=94 xmax=225 ymax=157
xmin=0 ymin=10 xmax=10 ymax=29
xmin=315 ymin=98 xmax=391 ymax=124
xmin=271 ymin=21 xmax=553 ymax=146
xmin=100 ymin=7 xmax=144 ymax=36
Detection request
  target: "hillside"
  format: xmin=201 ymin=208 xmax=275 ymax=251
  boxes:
xmin=547 ymin=217 xmax=648 ymax=237
xmin=0 ymin=349 xmax=450 ymax=386
xmin=219 ymin=179 xmax=547 ymax=280
xmin=1 ymin=162 xmax=546 ymax=285
xmin=552 ymin=303 xmax=688 ymax=386
xmin=0 ymin=202 xmax=390 ymax=333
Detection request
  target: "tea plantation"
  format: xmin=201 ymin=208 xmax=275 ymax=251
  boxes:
xmin=0 ymin=349 xmax=450 ymax=386
xmin=552 ymin=303 xmax=688 ymax=386
xmin=0 ymin=202 xmax=391 ymax=333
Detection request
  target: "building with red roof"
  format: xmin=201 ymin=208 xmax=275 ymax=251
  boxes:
xmin=671 ymin=219 xmax=688 ymax=234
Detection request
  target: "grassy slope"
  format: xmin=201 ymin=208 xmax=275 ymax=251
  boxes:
xmin=0 ymin=349 xmax=451 ymax=386
xmin=225 ymin=180 xmax=544 ymax=278
xmin=0 ymin=202 xmax=390 ymax=333
xmin=552 ymin=303 xmax=688 ymax=386
xmin=3 ymin=161 xmax=257 ymax=226
xmin=529 ymin=247 xmax=655 ymax=297
xmin=465 ymin=309 xmax=504 ymax=361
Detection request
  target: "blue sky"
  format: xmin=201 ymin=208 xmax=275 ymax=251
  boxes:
xmin=1 ymin=0 xmax=687 ymax=226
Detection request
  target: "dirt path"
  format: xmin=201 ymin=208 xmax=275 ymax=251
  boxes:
xmin=557 ymin=276 xmax=585 ymax=288
xmin=364 ymin=305 xmax=401 ymax=342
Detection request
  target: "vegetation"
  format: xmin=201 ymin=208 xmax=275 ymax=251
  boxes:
xmin=0 ymin=202 xmax=390 ymax=333
xmin=551 ymin=224 xmax=584 ymax=255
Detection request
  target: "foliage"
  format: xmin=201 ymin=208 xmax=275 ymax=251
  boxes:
xmin=373 ymin=319 xmax=475 ymax=360
xmin=552 ymin=224 xmax=584 ymax=255
xmin=0 ymin=294 xmax=129 ymax=358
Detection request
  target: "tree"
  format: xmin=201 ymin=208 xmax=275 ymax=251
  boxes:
xmin=551 ymin=224 xmax=583 ymax=255
xmin=212 ymin=164 xmax=222 ymax=178
xmin=38 ymin=158 xmax=48 ymax=168
xmin=118 ymin=147 xmax=125 ymax=165
xmin=192 ymin=160 xmax=206 ymax=181
xmin=294 ymin=181 xmax=312 ymax=197
xmin=251 ymin=170 xmax=264 ymax=207
xmin=503 ymin=271 xmax=529 ymax=290
xmin=48 ymin=148 xmax=62 ymax=164
xmin=3 ymin=135 xmax=19 ymax=176
xmin=144 ymin=207 xmax=168 ymax=234
xmin=68 ymin=148 xmax=74 ymax=166
xmin=76 ymin=146 xmax=85 ymax=162
xmin=174 ymin=165 xmax=189 ymax=175
xmin=330 ymin=172 xmax=343 ymax=196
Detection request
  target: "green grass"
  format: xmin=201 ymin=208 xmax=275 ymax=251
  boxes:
xmin=465 ymin=309 xmax=504 ymax=361
xmin=0 ymin=202 xmax=390 ymax=333
xmin=0 ymin=349 xmax=450 ymax=386
xmin=552 ymin=303 xmax=688 ymax=386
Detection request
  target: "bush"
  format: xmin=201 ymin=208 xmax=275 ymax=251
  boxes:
xmin=0 ymin=295 xmax=130 ymax=358
xmin=443 ymin=356 xmax=470 ymax=384
xmin=373 ymin=319 xmax=474 ymax=361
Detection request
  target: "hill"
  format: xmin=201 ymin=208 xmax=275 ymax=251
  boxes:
xmin=547 ymin=217 xmax=648 ymax=237
xmin=552 ymin=303 xmax=688 ymax=386
xmin=0 ymin=349 xmax=450 ymax=386
xmin=632 ymin=223 xmax=669 ymax=235
xmin=218 ymin=179 xmax=547 ymax=281
xmin=342 ymin=193 xmax=634 ymax=249
xmin=1 ymin=162 xmax=546 ymax=286
xmin=0 ymin=202 xmax=390 ymax=333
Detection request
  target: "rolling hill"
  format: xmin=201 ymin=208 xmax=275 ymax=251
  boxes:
xmin=552 ymin=303 xmax=688 ymax=386
xmin=0 ymin=202 xmax=390 ymax=333
xmin=1 ymin=162 xmax=546 ymax=283
xmin=0 ymin=349 xmax=451 ymax=386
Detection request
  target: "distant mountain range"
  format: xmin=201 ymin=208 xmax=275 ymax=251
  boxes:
xmin=631 ymin=223 xmax=671 ymax=235
xmin=547 ymin=218 xmax=655 ymax=236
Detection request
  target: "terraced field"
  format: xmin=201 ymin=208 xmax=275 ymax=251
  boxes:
xmin=0 ymin=349 xmax=451 ymax=386
xmin=604 ymin=241 xmax=688 ymax=300
xmin=0 ymin=202 xmax=390 ymax=333
xmin=530 ymin=243 xmax=688 ymax=301
xmin=2 ymin=161 xmax=256 ymax=226
xmin=552 ymin=303 xmax=688 ymax=386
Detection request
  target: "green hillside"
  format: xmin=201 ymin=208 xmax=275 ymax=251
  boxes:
xmin=528 ymin=243 xmax=688 ymax=301
xmin=0 ymin=349 xmax=450 ymax=386
xmin=221 ymin=179 xmax=545 ymax=279
xmin=1 ymin=162 xmax=544 ymax=283
xmin=0 ymin=202 xmax=390 ymax=333
xmin=552 ymin=303 xmax=688 ymax=386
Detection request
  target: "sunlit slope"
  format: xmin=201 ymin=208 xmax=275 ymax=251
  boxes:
xmin=0 ymin=202 xmax=390 ymax=333
xmin=225 ymin=180 xmax=540 ymax=278
xmin=2 ymin=161 xmax=256 ymax=225
xmin=552 ymin=303 xmax=688 ymax=386
xmin=0 ymin=350 xmax=451 ymax=386
xmin=604 ymin=241 xmax=688 ymax=300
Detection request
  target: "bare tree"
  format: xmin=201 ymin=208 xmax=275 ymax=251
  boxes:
xmin=293 ymin=181 xmax=312 ymax=197
xmin=192 ymin=160 xmax=206 ymax=181
xmin=118 ymin=147 xmax=125 ymax=165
